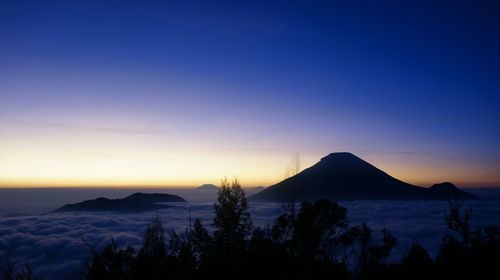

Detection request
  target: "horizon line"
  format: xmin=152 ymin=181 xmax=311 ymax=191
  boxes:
xmin=1 ymin=183 xmax=499 ymax=189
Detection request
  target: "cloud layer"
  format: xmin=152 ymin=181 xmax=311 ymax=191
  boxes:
xmin=1 ymin=200 xmax=500 ymax=279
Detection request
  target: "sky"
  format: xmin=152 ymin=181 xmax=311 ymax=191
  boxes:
xmin=0 ymin=0 xmax=499 ymax=187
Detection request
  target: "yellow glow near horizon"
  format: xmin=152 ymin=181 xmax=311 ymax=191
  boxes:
xmin=0 ymin=149 xmax=290 ymax=187
xmin=1 ymin=121 xmax=499 ymax=188
xmin=1 ymin=147 xmax=499 ymax=188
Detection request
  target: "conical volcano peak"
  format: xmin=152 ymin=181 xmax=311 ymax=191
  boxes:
xmin=321 ymin=152 xmax=359 ymax=161
xmin=320 ymin=152 xmax=369 ymax=166
xmin=250 ymin=153 xmax=478 ymax=202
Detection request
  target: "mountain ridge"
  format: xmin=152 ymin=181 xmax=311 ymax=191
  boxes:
xmin=250 ymin=152 xmax=477 ymax=201
xmin=53 ymin=192 xmax=187 ymax=213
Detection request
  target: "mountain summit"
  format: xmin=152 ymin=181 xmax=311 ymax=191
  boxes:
xmin=250 ymin=152 xmax=477 ymax=201
xmin=196 ymin=184 xmax=219 ymax=190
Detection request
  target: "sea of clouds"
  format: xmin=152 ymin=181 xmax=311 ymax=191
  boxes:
xmin=1 ymin=200 xmax=500 ymax=280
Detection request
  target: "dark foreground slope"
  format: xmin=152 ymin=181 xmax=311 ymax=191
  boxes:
xmin=250 ymin=152 xmax=477 ymax=202
xmin=53 ymin=192 xmax=186 ymax=213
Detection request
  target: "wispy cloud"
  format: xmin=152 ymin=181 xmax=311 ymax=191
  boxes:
xmin=5 ymin=120 xmax=168 ymax=136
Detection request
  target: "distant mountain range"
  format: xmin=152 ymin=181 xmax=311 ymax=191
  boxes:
xmin=250 ymin=152 xmax=477 ymax=202
xmin=53 ymin=192 xmax=186 ymax=213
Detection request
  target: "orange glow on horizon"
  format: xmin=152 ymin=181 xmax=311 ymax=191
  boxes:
xmin=1 ymin=152 xmax=498 ymax=188
xmin=1 ymin=121 xmax=498 ymax=189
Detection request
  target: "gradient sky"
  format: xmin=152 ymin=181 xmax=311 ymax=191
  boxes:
xmin=1 ymin=1 xmax=499 ymax=187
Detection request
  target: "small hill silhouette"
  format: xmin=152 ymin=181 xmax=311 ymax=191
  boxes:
xmin=53 ymin=192 xmax=186 ymax=213
xmin=196 ymin=184 xmax=219 ymax=190
xmin=250 ymin=152 xmax=477 ymax=201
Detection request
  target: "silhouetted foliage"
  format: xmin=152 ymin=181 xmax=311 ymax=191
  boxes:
xmin=435 ymin=200 xmax=500 ymax=279
xmin=399 ymin=242 xmax=433 ymax=279
xmin=86 ymin=238 xmax=135 ymax=280
xmin=191 ymin=218 xmax=211 ymax=263
xmin=84 ymin=188 xmax=500 ymax=280
xmin=131 ymin=216 xmax=167 ymax=279
xmin=138 ymin=216 xmax=166 ymax=259
xmin=337 ymin=224 xmax=397 ymax=279
xmin=293 ymin=199 xmax=348 ymax=260
xmin=1 ymin=261 xmax=33 ymax=280
xmin=213 ymin=178 xmax=252 ymax=252
xmin=445 ymin=200 xmax=473 ymax=243
xmin=165 ymin=230 xmax=196 ymax=279
xmin=279 ymin=153 xmax=302 ymax=221
xmin=195 ymin=178 xmax=252 ymax=278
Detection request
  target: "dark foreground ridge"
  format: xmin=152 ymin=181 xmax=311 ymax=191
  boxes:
xmin=52 ymin=192 xmax=187 ymax=213
xmin=250 ymin=152 xmax=478 ymax=202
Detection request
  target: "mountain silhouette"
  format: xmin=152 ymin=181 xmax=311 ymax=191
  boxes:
xmin=250 ymin=152 xmax=477 ymax=201
xmin=196 ymin=184 xmax=219 ymax=190
xmin=53 ymin=192 xmax=187 ymax=213
xmin=429 ymin=182 xmax=476 ymax=198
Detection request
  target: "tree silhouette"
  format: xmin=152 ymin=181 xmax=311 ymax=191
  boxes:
xmin=400 ymin=242 xmax=433 ymax=280
xmin=1 ymin=261 xmax=33 ymax=280
xmin=213 ymin=178 xmax=252 ymax=252
xmin=83 ymin=192 xmax=500 ymax=280
xmin=86 ymin=238 xmax=135 ymax=280
xmin=446 ymin=199 xmax=474 ymax=244
xmin=138 ymin=216 xmax=166 ymax=259
xmin=293 ymin=199 xmax=348 ymax=261
xmin=280 ymin=153 xmax=302 ymax=221
xmin=131 ymin=216 xmax=167 ymax=279
xmin=165 ymin=230 xmax=196 ymax=279
xmin=338 ymin=224 xmax=397 ymax=278
xmin=436 ymin=200 xmax=500 ymax=279
xmin=191 ymin=218 xmax=211 ymax=264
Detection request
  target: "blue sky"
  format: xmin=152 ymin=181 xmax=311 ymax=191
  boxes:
xmin=0 ymin=1 xmax=499 ymax=187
